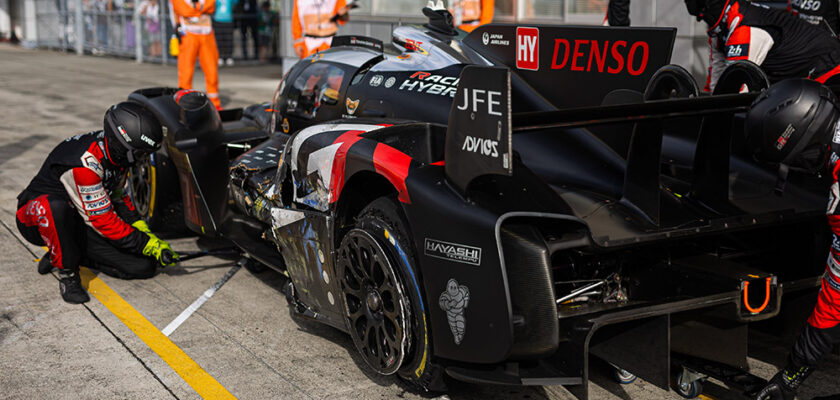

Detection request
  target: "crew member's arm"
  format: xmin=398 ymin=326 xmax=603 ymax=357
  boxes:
xmin=479 ymin=0 xmax=494 ymax=25
xmin=59 ymin=167 xmax=149 ymax=254
xmin=333 ymin=0 xmax=348 ymax=25
xmin=202 ymin=0 xmax=215 ymax=15
xmin=292 ymin=0 xmax=304 ymax=57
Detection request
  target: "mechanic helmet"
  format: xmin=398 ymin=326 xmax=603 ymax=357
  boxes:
xmin=685 ymin=0 xmax=729 ymax=31
xmin=103 ymin=102 xmax=163 ymax=166
xmin=745 ymin=78 xmax=840 ymax=177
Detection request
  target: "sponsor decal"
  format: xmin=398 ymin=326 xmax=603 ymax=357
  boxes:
xmin=117 ymin=125 xmax=132 ymax=143
xmin=456 ymin=88 xmax=503 ymax=116
xmin=792 ymin=0 xmax=822 ymax=11
xmin=516 ymin=27 xmax=539 ymax=71
xmin=833 ymin=120 xmax=840 ymax=144
xmin=485 ymin=32 xmax=509 ymax=46
xmin=345 ymin=98 xmax=360 ymax=115
xmin=776 ymin=124 xmax=796 ymax=150
xmin=424 ymin=238 xmax=482 ymax=265
xmin=79 ymin=183 xmax=104 ymax=193
xmin=82 ymin=154 xmax=102 ymax=174
xmin=384 ymin=77 xmax=396 ymax=88
xmin=369 ymin=75 xmax=384 ymax=87
xmin=398 ymin=72 xmax=460 ymax=97
xmin=550 ymin=39 xmax=650 ymax=75
xmin=83 ymin=198 xmax=111 ymax=211
xmin=727 ymin=44 xmax=748 ymax=58
xmin=140 ymin=134 xmax=156 ymax=147
xmin=461 ymin=136 xmax=499 ymax=158
xmin=25 ymin=200 xmax=50 ymax=228
xmin=397 ymin=54 xmax=412 ymax=60
xmin=281 ymin=117 xmax=290 ymax=133
xmin=439 ymin=279 xmax=470 ymax=345
xmin=404 ymin=38 xmax=428 ymax=54
xmin=88 ymin=205 xmax=112 ymax=216
xmin=83 ymin=191 xmax=107 ymax=202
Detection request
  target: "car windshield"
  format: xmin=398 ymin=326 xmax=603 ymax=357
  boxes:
xmin=288 ymin=63 xmax=345 ymax=119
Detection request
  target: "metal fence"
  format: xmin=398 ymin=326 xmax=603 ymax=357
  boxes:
xmin=28 ymin=0 xmax=607 ymax=65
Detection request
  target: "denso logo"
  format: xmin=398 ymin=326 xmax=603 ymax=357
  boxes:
xmin=516 ymin=27 xmax=539 ymax=71
xmin=551 ymin=39 xmax=649 ymax=76
xmin=462 ymin=136 xmax=499 ymax=158
xmin=425 ymin=238 xmax=482 ymax=266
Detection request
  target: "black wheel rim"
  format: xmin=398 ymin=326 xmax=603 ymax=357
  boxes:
xmin=337 ymin=229 xmax=408 ymax=375
xmin=128 ymin=155 xmax=152 ymax=217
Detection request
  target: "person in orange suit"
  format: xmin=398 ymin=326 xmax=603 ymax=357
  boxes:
xmin=291 ymin=0 xmax=352 ymax=59
xmin=448 ymin=0 xmax=494 ymax=33
xmin=171 ymin=0 xmax=222 ymax=109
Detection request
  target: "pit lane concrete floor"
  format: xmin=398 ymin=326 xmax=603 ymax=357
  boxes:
xmin=0 ymin=43 xmax=838 ymax=400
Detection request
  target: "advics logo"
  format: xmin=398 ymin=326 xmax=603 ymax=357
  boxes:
xmin=516 ymin=27 xmax=539 ymax=71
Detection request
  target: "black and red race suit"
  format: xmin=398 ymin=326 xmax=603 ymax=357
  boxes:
xmin=15 ymin=131 xmax=153 ymax=277
xmin=789 ymin=130 xmax=840 ymax=370
xmin=706 ymin=0 xmax=840 ymax=91
xmin=789 ymin=0 xmax=840 ymax=35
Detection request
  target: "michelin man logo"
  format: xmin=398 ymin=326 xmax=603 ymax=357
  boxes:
xmin=439 ymin=278 xmax=470 ymax=345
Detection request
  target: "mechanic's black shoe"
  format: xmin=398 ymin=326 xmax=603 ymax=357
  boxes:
xmin=58 ymin=270 xmax=90 ymax=304
xmin=37 ymin=254 xmax=54 ymax=275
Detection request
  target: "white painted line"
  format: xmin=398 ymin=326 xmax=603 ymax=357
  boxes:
xmin=162 ymin=264 xmax=241 ymax=337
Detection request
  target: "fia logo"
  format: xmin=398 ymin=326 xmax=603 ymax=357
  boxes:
xmin=516 ymin=27 xmax=539 ymax=71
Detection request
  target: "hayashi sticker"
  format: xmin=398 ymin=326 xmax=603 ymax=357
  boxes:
xmin=345 ymin=98 xmax=360 ymax=115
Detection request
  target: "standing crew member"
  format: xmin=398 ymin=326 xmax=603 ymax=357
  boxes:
xmin=172 ymin=0 xmax=222 ymax=109
xmin=16 ymin=102 xmax=178 ymax=304
xmin=448 ymin=0 xmax=493 ymax=32
xmin=291 ymin=0 xmax=351 ymax=59
xmin=745 ymin=80 xmax=840 ymax=400
xmin=789 ymin=0 xmax=840 ymax=36
xmin=687 ymin=0 xmax=840 ymax=92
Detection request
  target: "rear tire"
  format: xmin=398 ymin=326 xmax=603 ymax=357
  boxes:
xmin=128 ymin=153 xmax=186 ymax=234
xmin=336 ymin=196 xmax=439 ymax=388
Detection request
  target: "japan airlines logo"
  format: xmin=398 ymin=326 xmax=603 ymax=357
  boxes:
xmin=516 ymin=27 xmax=539 ymax=71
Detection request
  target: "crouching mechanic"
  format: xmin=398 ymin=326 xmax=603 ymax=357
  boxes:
xmin=745 ymin=79 xmax=840 ymax=400
xmin=15 ymin=102 xmax=179 ymax=304
xmin=686 ymin=0 xmax=840 ymax=92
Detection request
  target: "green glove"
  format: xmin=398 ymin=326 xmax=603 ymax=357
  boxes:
xmin=131 ymin=220 xmax=152 ymax=233
xmin=142 ymin=235 xmax=178 ymax=267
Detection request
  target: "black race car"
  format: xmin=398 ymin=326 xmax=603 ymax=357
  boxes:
xmin=125 ymin=6 xmax=830 ymax=399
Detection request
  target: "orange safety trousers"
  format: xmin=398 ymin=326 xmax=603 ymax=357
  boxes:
xmin=177 ymin=33 xmax=221 ymax=109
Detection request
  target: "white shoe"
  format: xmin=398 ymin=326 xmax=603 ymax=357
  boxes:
xmin=226 ymin=58 xmax=234 ymax=66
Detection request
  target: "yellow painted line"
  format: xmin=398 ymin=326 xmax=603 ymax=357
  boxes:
xmin=79 ymin=267 xmax=236 ymax=400
xmin=698 ymin=394 xmax=716 ymax=400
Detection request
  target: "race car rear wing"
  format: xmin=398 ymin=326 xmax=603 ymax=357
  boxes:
xmin=445 ymin=65 xmax=761 ymax=226
xmin=462 ymin=24 xmax=677 ymax=108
